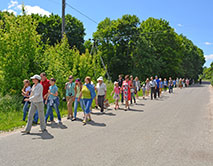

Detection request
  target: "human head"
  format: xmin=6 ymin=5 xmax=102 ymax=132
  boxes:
xmin=135 ymin=77 xmax=138 ymax=81
xmin=75 ymin=78 xmax=81 ymax=85
xmin=68 ymin=75 xmax=73 ymax=82
xmin=125 ymin=75 xmax=129 ymax=81
xmin=130 ymin=75 xmax=133 ymax=80
xmin=85 ymin=76 xmax=91 ymax=84
xmin=23 ymin=79 xmax=30 ymax=86
xmin=164 ymin=78 xmax=167 ymax=81
xmin=40 ymin=72 xmax=47 ymax=82
xmin=31 ymin=74 xmax=41 ymax=84
xmin=50 ymin=78 xmax=56 ymax=86
xmin=119 ymin=75 xmax=123 ymax=80
xmin=159 ymin=78 xmax=162 ymax=81
xmin=150 ymin=76 xmax=153 ymax=80
xmin=155 ymin=75 xmax=158 ymax=79
xmin=146 ymin=78 xmax=149 ymax=82
xmin=97 ymin=76 xmax=103 ymax=84
xmin=114 ymin=81 xmax=119 ymax=87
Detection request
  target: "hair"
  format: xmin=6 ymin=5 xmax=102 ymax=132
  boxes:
xmin=125 ymin=75 xmax=129 ymax=80
xmin=85 ymin=76 xmax=91 ymax=84
xmin=40 ymin=72 xmax=46 ymax=77
xmin=50 ymin=78 xmax=56 ymax=82
xmin=23 ymin=79 xmax=30 ymax=85
xmin=75 ymin=80 xmax=82 ymax=92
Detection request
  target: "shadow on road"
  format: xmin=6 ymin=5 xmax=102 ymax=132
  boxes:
xmin=22 ymin=131 xmax=54 ymax=140
xmin=119 ymin=107 xmax=144 ymax=113
xmin=87 ymin=120 xmax=106 ymax=127
xmin=47 ymin=122 xmax=68 ymax=129
xmin=91 ymin=112 xmax=116 ymax=116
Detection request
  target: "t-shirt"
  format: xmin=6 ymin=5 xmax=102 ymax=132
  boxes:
xmin=40 ymin=79 xmax=50 ymax=99
xmin=48 ymin=84 xmax=58 ymax=100
xmin=96 ymin=83 xmax=106 ymax=96
xmin=114 ymin=86 xmax=120 ymax=94
xmin=66 ymin=82 xmax=75 ymax=97
xmin=82 ymin=85 xmax=91 ymax=99
xmin=155 ymin=79 xmax=160 ymax=88
xmin=25 ymin=86 xmax=31 ymax=93
xmin=75 ymin=86 xmax=81 ymax=98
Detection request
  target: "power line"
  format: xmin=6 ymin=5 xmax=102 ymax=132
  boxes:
xmin=65 ymin=2 xmax=98 ymax=25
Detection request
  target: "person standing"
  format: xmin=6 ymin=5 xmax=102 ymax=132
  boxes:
xmin=45 ymin=78 xmax=61 ymax=123
xmin=65 ymin=75 xmax=76 ymax=120
xmin=163 ymin=78 xmax=168 ymax=92
xmin=78 ymin=76 xmax=96 ymax=125
xmin=155 ymin=76 xmax=160 ymax=98
xmin=149 ymin=77 xmax=157 ymax=100
xmin=73 ymin=78 xmax=85 ymax=120
xmin=122 ymin=75 xmax=131 ymax=110
xmin=135 ymin=77 xmax=141 ymax=99
xmin=168 ymin=77 xmax=173 ymax=93
xmin=21 ymin=75 xmax=46 ymax=134
xmin=145 ymin=78 xmax=150 ymax=96
xmin=130 ymin=75 xmax=136 ymax=104
xmin=96 ymin=76 xmax=107 ymax=113
xmin=118 ymin=75 xmax=124 ymax=104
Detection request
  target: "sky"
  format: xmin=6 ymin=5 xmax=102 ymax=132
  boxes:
xmin=1 ymin=0 xmax=212 ymax=67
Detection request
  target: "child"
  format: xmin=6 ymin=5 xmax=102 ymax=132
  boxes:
xmin=142 ymin=84 xmax=146 ymax=99
xmin=111 ymin=81 xmax=120 ymax=110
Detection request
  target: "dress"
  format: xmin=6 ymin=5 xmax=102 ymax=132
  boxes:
xmin=122 ymin=81 xmax=131 ymax=101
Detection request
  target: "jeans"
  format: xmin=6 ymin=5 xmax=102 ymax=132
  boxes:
xmin=169 ymin=86 xmax=173 ymax=93
xmin=45 ymin=99 xmax=61 ymax=122
xmin=23 ymin=101 xmax=38 ymax=123
xmin=131 ymin=92 xmax=136 ymax=104
xmin=156 ymin=87 xmax=160 ymax=97
xmin=83 ymin=99 xmax=92 ymax=114
xmin=74 ymin=98 xmax=85 ymax=118
xmin=151 ymin=87 xmax=156 ymax=100
xmin=98 ymin=95 xmax=105 ymax=112
xmin=43 ymin=99 xmax=53 ymax=121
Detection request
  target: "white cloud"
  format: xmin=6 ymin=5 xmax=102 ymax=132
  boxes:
xmin=204 ymin=54 xmax=213 ymax=60
xmin=8 ymin=0 xmax=18 ymax=9
xmin=177 ymin=24 xmax=183 ymax=27
xmin=4 ymin=0 xmax=50 ymax=16
xmin=204 ymin=42 xmax=213 ymax=46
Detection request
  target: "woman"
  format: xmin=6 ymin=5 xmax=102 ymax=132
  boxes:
xmin=145 ymin=78 xmax=150 ymax=96
xmin=163 ymin=78 xmax=168 ymax=92
xmin=130 ymin=75 xmax=136 ymax=104
xmin=65 ymin=75 xmax=75 ymax=120
xmin=21 ymin=75 xmax=46 ymax=134
xmin=121 ymin=75 xmax=131 ymax=111
xmin=96 ymin=76 xmax=107 ymax=113
xmin=45 ymin=78 xmax=61 ymax=123
xmin=78 ymin=76 xmax=96 ymax=125
xmin=159 ymin=78 xmax=163 ymax=95
xmin=135 ymin=77 xmax=141 ymax=99
xmin=73 ymin=78 xmax=85 ymax=120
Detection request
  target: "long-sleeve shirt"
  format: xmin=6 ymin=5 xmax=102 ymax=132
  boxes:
xmin=149 ymin=80 xmax=157 ymax=88
xmin=29 ymin=83 xmax=43 ymax=103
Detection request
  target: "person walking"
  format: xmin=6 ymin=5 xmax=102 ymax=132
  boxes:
xmin=45 ymin=78 xmax=61 ymax=123
xmin=21 ymin=75 xmax=46 ymax=134
xmin=73 ymin=78 xmax=85 ymax=120
xmin=111 ymin=81 xmax=120 ymax=110
xmin=145 ymin=78 xmax=150 ymax=96
xmin=96 ymin=76 xmax=107 ymax=113
xmin=176 ymin=78 xmax=179 ymax=88
xmin=21 ymin=79 xmax=38 ymax=123
xmin=65 ymin=75 xmax=75 ymax=120
xmin=179 ymin=78 xmax=183 ymax=89
xmin=78 ymin=76 xmax=96 ymax=125
xmin=135 ymin=77 xmax=141 ymax=99
xmin=168 ymin=77 xmax=173 ymax=93
xmin=149 ymin=77 xmax=157 ymax=100
xmin=163 ymin=78 xmax=168 ymax=92
xmin=118 ymin=75 xmax=124 ymax=104
xmin=122 ymin=75 xmax=131 ymax=110
xmin=159 ymin=78 xmax=163 ymax=96
xmin=142 ymin=84 xmax=146 ymax=99
xmin=130 ymin=75 xmax=136 ymax=104
xmin=155 ymin=76 xmax=160 ymax=98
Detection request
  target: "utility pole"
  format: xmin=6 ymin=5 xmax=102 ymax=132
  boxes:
xmin=62 ymin=0 xmax=66 ymax=38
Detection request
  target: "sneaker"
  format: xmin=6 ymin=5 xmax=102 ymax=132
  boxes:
xmin=87 ymin=118 xmax=92 ymax=122
xmin=124 ymin=107 xmax=127 ymax=111
xmin=41 ymin=129 xmax=47 ymax=133
xmin=57 ymin=120 xmax=62 ymax=123
xmin=83 ymin=120 xmax=86 ymax=124
xmin=21 ymin=130 xmax=30 ymax=134
xmin=72 ymin=118 xmax=76 ymax=121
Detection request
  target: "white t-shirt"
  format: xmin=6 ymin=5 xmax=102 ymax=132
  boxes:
xmin=96 ymin=83 xmax=107 ymax=96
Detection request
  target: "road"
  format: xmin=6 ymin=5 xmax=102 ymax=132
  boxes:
xmin=0 ymin=83 xmax=213 ymax=166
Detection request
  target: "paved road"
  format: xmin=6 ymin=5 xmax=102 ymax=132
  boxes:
xmin=0 ymin=83 xmax=213 ymax=166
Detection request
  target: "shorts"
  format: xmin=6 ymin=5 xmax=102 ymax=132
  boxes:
xmin=113 ymin=94 xmax=120 ymax=100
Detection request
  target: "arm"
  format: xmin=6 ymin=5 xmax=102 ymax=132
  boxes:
xmin=28 ymin=85 xmax=42 ymax=102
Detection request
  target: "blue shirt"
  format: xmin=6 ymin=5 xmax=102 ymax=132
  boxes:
xmin=48 ymin=84 xmax=58 ymax=100
xmin=155 ymin=79 xmax=160 ymax=88
xmin=173 ymin=80 xmax=176 ymax=85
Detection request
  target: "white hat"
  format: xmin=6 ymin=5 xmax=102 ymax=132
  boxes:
xmin=114 ymin=81 xmax=118 ymax=85
xmin=31 ymin=74 xmax=41 ymax=80
xmin=97 ymin=76 xmax=103 ymax=81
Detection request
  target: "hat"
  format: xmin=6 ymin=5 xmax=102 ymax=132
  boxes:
xmin=75 ymin=78 xmax=80 ymax=83
xmin=31 ymin=74 xmax=41 ymax=80
xmin=97 ymin=76 xmax=103 ymax=81
xmin=114 ymin=81 xmax=118 ymax=85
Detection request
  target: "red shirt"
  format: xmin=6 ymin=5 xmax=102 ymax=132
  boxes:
xmin=40 ymin=79 xmax=50 ymax=99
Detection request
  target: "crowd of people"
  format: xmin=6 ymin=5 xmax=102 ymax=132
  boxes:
xmin=21 ymin=72 xmax=191 ymax=134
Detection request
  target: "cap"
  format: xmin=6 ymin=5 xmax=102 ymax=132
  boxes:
xmin=30 ymin=74 xmax=41 ymax=80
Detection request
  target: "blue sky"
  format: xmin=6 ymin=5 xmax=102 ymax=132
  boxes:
xmin=1 ymin=0 xmax=212 ymax=67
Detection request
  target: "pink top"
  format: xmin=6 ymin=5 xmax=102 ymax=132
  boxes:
xmin=114 ymin=86 xmax=120 ymax=94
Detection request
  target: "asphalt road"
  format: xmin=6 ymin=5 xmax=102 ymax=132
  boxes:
xmin=0 ymin=83 xmax=213 ymax=166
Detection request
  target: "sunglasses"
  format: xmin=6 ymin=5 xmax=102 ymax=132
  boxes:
xmin=69 ymin=77 xmax=73 ymax=80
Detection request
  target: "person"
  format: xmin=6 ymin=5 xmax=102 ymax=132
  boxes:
xmin=96 ymin=76 xmax=107 ymax=113
xmin=176 ymin=78 xmax=179 ymax=88
xmin=145 ymin=78 xmax=150 ymax=96
xmin=130 ymin=75 xmax=136 ymax=104
xmin=179 ymin=78 xmax=183 ymax=89
xmin=142 ymin=84 xmax=146 ymax=99
xmin=173 ymin=79 xmax=176 ymax=88
xmin=159 ymin=78 xmax=163 ymax=96
xmin=111 ymin=81 xmax=120 ymax=110
xmin=163 ymin=78 xmax=168 ymax=92
xmin=21 ymin=75 xmax=46 ymax=134
xmin=21 ymin=79 xmax=38 ymax=123
xmin=186 ymin=78 xmax=190 ymax=87
xmin=149 ymin=77 xmax=157 ymax=100
xmin=182 ymin=78 xmax=185 ymax=88
xmin=78 ymin=76 xmax=96 ymax=125
xmin=135 ymin=77 xmax=141 ymax=99
xmin=168 ymin=77 xmax=173 ymax=93
xmin=155 ymin=76 xmax=160 ymax=98
xmin=73 ymin=78 xmax=85 ymax=120
xmin=118 ymin=75 xmax=124 ymax=104
xmin=122 ymin=75 xmax=131 ymax=110
xmin=40 ymin=72 xmax=52 ymax=122
xmin=45 ymin=78 xmax=61 ymax=123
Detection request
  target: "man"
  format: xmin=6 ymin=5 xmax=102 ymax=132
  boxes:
xmin=168 ymin=77 xmax=173 ymax=93
xmin=118 ymin=75 xmax=124 ymax=104
xmin=149 ymin=77 xmax=157 ymax=100
xmin=40 ymin=72 xmax=53 ymax=121
xmin=155 ymin=75 xmax=160 ymax=98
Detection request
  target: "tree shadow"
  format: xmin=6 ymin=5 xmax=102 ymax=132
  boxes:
xmin=46 ymin=122 xmax=68 ymax=129
xmin=22 ymin=131 xmax=54 ymax=140
xmin=86 ymin=120 xmax=106 ymax=127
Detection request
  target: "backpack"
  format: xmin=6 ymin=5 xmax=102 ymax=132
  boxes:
xmin=86 ymin=84 xmax=96 ymax=100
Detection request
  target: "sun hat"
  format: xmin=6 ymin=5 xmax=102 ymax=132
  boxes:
xmin=75 ymin=78 xmax=80 ymax=83
xmin=97 ymin=76 xmax=103 ymax=81
xmin=30 ymin=74 xmax=41 ymax=80
xmin=114 ymin=81 xmax=118 ymax=85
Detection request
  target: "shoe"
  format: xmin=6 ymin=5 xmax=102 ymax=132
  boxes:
xmin=72 ymin=118 xmax=76 ymax=121
xmin=124 ymin=107 xmax=127 ymax=111
xmin=41 ymin=129 xmax=47 ymax=133
xmin=95 ymin=106 xmax=98 ymax=109
xmin=67 ymin=116 xmax=71 ymax=120
xmin=83 ymin=120 xmax=86 ymax=125
xmin=21 ymin=130 xmax=30 ymax=134
xmin=57 ymin=120 xmax=62 ymax=123
xmin=87 ymin=118 xmax=92 ymax=122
